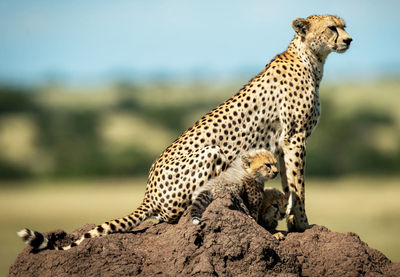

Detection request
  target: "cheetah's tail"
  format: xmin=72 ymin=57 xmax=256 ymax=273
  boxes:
xmin=17 ymin=203 xmax=152 ymax=251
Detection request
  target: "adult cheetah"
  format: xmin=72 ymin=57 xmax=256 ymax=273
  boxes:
xmin=19 ymin=14 xmax=351 ymax=250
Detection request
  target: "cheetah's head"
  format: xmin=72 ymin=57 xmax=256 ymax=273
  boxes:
xmin=292 ymin=15 xmax=352 ymax=57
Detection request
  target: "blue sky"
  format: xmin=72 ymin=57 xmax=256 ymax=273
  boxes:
xmin=0 ymin=0 xmax=399 ymax=84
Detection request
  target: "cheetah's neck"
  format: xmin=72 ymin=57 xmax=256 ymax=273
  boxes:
xmin=286 ymin=35 xmax=326 ymax=87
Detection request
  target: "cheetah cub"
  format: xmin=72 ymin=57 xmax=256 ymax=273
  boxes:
xmin=258 ymin=187 xmax=288 ymax=238
xmin=191 ymin=149 xmax=281 ymax=229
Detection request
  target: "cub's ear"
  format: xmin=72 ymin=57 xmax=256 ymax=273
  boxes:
xmin=241 ymin=154 xmax=251 ymax=169
xmin=292 ymin=18 xmax=309 ymax=36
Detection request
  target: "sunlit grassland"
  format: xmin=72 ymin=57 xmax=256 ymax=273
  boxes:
xmin=1 ymin=176 xmax=400 ymax=276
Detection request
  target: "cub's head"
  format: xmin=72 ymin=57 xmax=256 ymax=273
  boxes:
xmin=241 ymin=149 xmax=278 ymax=183
xmin=259 ymin=187 xmax=288 ymax=231
xmin=292 ymin=15 xmax=352 ymax=56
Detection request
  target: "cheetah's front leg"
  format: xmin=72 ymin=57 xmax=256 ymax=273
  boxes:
xmin=280 ymin=134 xmax=310 ymax=232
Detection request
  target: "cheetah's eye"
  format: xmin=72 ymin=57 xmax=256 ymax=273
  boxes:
xmin=328 ymin=26 xmax=337 ymax=32
xmin=265 ymin=163 xmax=271 ymax=169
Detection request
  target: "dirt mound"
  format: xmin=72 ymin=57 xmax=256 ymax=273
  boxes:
xmin=9 ymin=191 xmax=399 ymax=277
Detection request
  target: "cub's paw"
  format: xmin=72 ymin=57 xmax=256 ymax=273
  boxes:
xmin=272 ymin=232 xmax=285 ymax=240
xmin=192 ymin=217 xmax=201 ymax=225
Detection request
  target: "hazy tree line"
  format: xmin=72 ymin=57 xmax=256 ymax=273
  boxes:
xmin=0 ymin=82 xmax=399 ymax=181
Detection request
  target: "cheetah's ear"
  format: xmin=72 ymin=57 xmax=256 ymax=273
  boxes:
xmin=241 ymin=154 xmax=251 ymax=169
xmin=292 ymin=18 xmax=309 ymax=36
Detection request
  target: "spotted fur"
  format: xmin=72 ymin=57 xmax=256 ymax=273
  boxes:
xmin=258 ymin=187 xmax=288 ymax=231
xmin=190 ymin=149 xmax=278 ymax=225
xmin=18 ymin=14 xmax=351 ymax=251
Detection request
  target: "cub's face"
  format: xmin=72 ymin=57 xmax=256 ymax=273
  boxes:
xmin=241 ymin=149 xmax=278 ymax=183
xmin=266 ymin=188 xmax=288 ymax=221
xmin=292 ymin=15 xmax=352 ymax=56
xmin=259 ymin=187 xmax=288 ymax=230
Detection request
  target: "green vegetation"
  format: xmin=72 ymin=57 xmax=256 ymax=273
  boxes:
xmin=0 ymin=79 xmax=399 ymax=181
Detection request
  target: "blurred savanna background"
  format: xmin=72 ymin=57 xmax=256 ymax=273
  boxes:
xmin=1 ymin=0 xmax=400 ymax=275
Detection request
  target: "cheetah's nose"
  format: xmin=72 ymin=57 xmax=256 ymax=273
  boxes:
xmin=343 ymin=38 xmax=352 ymax=46
xmin=273 ymin=171 xmax=278 ymax=178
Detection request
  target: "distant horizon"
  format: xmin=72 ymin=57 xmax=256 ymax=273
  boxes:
xmin=1 ymin=66 xmax=399 ymax=88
